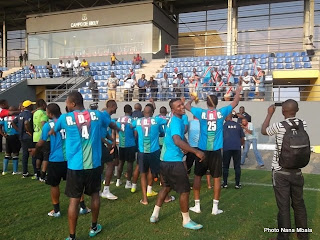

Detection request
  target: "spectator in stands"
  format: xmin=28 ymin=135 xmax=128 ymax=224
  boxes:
xmin=73 ymin=56 xmax=81 ymax=76
xmin=19 ymin=54 xmax=23 ymax=67
xmin=66 ymin=60 xmax=73 ymax=77
xmin=252 ymin=57 xmax=259 ymax=75
xmin=137 ymin=74 xmax=147 ymax=101
xmin=129 ymin=68 xmax=136 ymax=81
xmin=240 ymin=71 xmax=253 ymax=101
xmin=123 ymin=74 xmax=135 ymax=101
xmin=173 ymin=67 xmax=179 ymax=80
xmin=29 ymin=63 xmax=37 ymax=79
xmin=111 ymin=53 xmax=119 ymax=66
xmin=202 ymin=61 xmax=212 ymax=88
xmin=240 ymin=118 xmax=264 ymax=168
xmin=159 ymin=72 xmax=169 ymax=101
xmin=224 ymin=82 xmax=234 ymax=101
xmin=133 ymin=54 xmax=142 ymax=66
xmin=23 ymin=51 xmax=28 ymax=66
xmin=147 ymin=76 xmax=158 ymax=101
xmin=189 ymin=68 xmax=200 ymax=94
xmin=173 ymin=73 xmax=182 ymax=97
xmin=226 ymin=61 xmax=235 ymax=84
xmin=107 ymin=72 xmax=118 ymax=100
xmin=46 ymin=61 xmax=54 ymax=78
xmin=58 ymin=60 xmax=65 ymax=69
xmin=255 ymin=70 xmax=265 ymax=101
xmin=88 ymin=77 xmax=99 ymax=102
xmin=211 ymin=67 xmax=221 ymax=85
xmin=254 ymin=66 xmax=263 ymax=97
xmin=81 ymin=59 xmax=90 ymax=77
xmin=214 ymin=75 xmax=225 ymax=99
xmin=233 ymin=106 xmax=251 ymax=124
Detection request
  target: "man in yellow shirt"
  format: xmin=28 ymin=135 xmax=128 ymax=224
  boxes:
xmin=111 ymin=53 xmax=119 ymax=66
xmin=80 ymin=59 xmax=90 ymax=76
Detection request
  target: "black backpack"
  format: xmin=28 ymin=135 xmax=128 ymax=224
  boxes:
xmin=278 ymin=119 xmax=311 ymax=169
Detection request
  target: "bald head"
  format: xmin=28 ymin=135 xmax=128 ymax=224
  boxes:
xmin=282 ymin=99 xmax=299 ymax=117
xmin=134 ymin=103 xmax=142 ymax=112
xmin=144 ymin=106 xmax=153 ymax=117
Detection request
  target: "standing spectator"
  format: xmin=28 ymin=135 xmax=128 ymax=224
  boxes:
xmin=240 ymin=71 xmax=253 ymax=101
xmin=72 ymin=57 xmax=81 ymax=76
xmin=211 ymin=67 xmax=221 ymax=85
xmin=188 ymin=68 xmax=200 ymax=94
xmin=52 ymin=92 xmax=110 ymax=240
xmin=107 ymin=72 xmax=118 ymax=100
xmin=222 ymin=114 xmax=245 ymax=189
xmin=214 ymin=75 xmax=225 ymax=99
xmin=255 ymin=70 xmax=265 ymax=101
xmin=123 ymin=74 xmax=135 ymax=101
xmin=224 ymin=82 xmax=234 ymax=101
xmin=12 ymin=100 xmax=35 ymax=178
xmin=46 ymin=61 xmax=53 ymax=78
xmin=81 ymin=59 xmax=90 ymax=77
xmin=29 ymin=63 xmax=37 ymax=79
xmin=240 ymin=118 xmax=264 ymax=167
xmin=252 ymin=57 xmax=259 ymax=76
xmin=173 ymin=73 xmax=182 ymax=97
xmin=89 ymin=78 xmax=99 ymax=102
xmin=19 ymin=54 xmax=23 ymax=67
xmin=137 ymin=74 xmax=147 ymax=101
xmin=172 ymin=67 xmax=179 ymax=81
xmin=226 ymin=61 xmax=235 ymax=84
xmin=159 ymin=72 xmax=169 ymax=101
xmin=261 ymin=100 xmax=309 ymax=240
xmin=129 ymin=68 xmax=136 ymax=81
xmin=201 ymin=61 xmax=212 ymax=88
xmin=111 ymin=53 xmax=119 ymax=66
xmin=23 ymin=51 xmax=28 ymax=66
xmin=148 ymin=76 xmax=158 ymax=101
xmin=233 ymin=106 xmax=251 ymax=124
xmin=66 ymin=60 xmax=73 ymax=77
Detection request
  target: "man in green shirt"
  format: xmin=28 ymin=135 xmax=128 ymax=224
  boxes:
xmin=33 ymin=99 xmax=49 ymax=181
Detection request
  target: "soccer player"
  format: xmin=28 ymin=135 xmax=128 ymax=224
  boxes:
xmin=51 ymin=92 xmax=110 ymax=239
xmin=116 ymin=104 xmax=136 ymax=189
xmin=132 ymin=105 xmax=167 ymax=205
xmin=101 ymin=100 xmax=119 ymax=200
xmin=185 ymin=86 xmax=241 ymax=215
xmin=157 ymin=106 xmax=168 ymax=149
xmin=12 ymin=100 xmax=36 ymax=178
xmin=150 ymin=98 xmax=205 ymax=230
xmin=0 ymin=106 xmax=21 ymax=175
xmin=33 ymin=99 xmax=49 ymax=181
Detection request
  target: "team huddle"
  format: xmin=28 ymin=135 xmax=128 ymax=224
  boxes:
xmin=0 ymin=85 xmax=310 ymax=240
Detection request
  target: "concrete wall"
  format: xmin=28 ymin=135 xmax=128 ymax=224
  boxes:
xmin=0 ymin=80 xmax=36 ymax=106
xmin=54 ymin=100 xmax=320 ymax=146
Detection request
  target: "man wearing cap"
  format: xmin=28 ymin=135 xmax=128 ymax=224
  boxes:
xmin=12 ymin=100 xmax=36 ymax=178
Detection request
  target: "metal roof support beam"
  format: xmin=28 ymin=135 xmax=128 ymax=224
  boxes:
xmin=2 ymin=20 xmax=6 ymax=68
xmin=304 ymin=0 xmax=314 ymax=51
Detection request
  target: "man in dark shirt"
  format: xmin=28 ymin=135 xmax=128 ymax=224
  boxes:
xmin=137 ymin=74 xmax=147 ymax=101
xmin=88 ymin=78 xmax=99 ymax=102
xmin=233 ymin=106 xmax=251 ymax=124
xmin=132 ymin=103 xmax=143 ymax=120
xmin=12 ymin=100 xmax=35 ymax=177
xmin=222 ymin=114 xmax=245 ymax=189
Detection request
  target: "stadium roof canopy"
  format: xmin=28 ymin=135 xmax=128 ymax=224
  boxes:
xmin=0 ymin=0 xmax=297 ymax=31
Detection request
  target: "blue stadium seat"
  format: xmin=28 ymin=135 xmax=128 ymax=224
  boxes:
xmin=292 ymin=52 xmax=300 ymax=57
xmin=270 ymin=63 xmax=275 ymax=69
xmin=285 ymin=63 xmax=293 ymax=69
xmin=295 ymin=62 xmax=302 ymax=69
xmin=269 ymin=57 xmax=275 ymax=63
xmin=276 ymin=53 xmax=284 ymax=58
xmin=294 ymin=57 xmax=301 ymax=62
xmin=260 ymin=64 xmax=267 ymax=70
xmin=248 ymin=92 xmax=255 ymax=99
xmin=285 ymin=57 xmax=292 ymax=63
xmin=284 ymin=52 xmax=292 ymax=57
xmin=245 ymin=54 xmax=251 ymax=59
xmin=276 ymin=63 xmax=284 ymax=69
xmin=244 ymin=59 xmax=250 ymax=64
xmin=301 ymin=52 xmax=307 ymax=56
xmin=261 ymin=53 xmax=268 ymax=58
xmin=276 ymin=58 xmax=284 ymax=63
xmin=304 ymin=62 xmax=312 ymax=68
xmin=302 ymin=56 xmax=310 ymax=62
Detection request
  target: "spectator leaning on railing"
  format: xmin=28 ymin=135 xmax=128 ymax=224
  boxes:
xmin=147 ymin=76 xmax=158 ymax=101
xmin=159 ymin=72 xmax=169 ymax=101
xmin=66 ymin=60 xmax=73 ymax=77
xmin=137 ymin=74 xmax=147 ymax=101
xmin=107 ymin=72 xmax=119 ymax=100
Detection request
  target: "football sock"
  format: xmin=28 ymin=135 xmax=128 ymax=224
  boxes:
xmin=147 ymin=185 xmax=152 ymax=194
xmin=151 ymin=205 xmax=161 ymax=218
xmin=3 ymin=157 xmax=9 ymax=173
xmin=181 ymin=212 xmax=191 ymax=225
xmin=12 ymin=157 xmax=19 ymax=172
xmin=103 ymin=186 xmax=110 ymax=192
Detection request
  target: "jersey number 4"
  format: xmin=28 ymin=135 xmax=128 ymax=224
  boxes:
xmin=82 ymin=126 xmax=89 ymax=139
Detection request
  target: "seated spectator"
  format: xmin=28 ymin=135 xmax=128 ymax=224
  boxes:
xmin=111 ymin=53 xmax=119 ymax=66
xmin=66 ymin=60 xmax=73 ymax=77
xmin=80 ymin=59 xmax=90 ymax=77
xmin=46 ymin=61 xmax=53 ymax=78
xmin=135 ymin=54 xmax=142 ymax=65
xmin=147 ymin=76 xmax=158 ymax=101
xmin=107 ymin=72 xmax=118 ymax=100
xmin=58 ymin=60 xmax=65 ymax=69
xmin=59 ymin=60 xmax=68 ymax=77
xmin=29 ymin=63 xmax=37 ymax=79
xmin=240 ymin=71 xmax=253 ymax=101
xmin=73 ymin=56 xmax=81 ymax=76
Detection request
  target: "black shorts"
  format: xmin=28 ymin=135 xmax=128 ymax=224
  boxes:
xmin=186 ymin=150 xmax=197 ymax=174
xmin=5 ymin=135 xmax=21 ymax=154
xmin=35 ymin=141 xmax=50 ymax=161
xmin=119 ymin=146 xmax=136 ymax=162
xmin=46 ymin=161 xmax=67 ymax=187
xmin=101 ymin=143 xmax=112 ymax=164
xmin=160 ymin=161 xmax=190 ymax=194
xmin=194 ymin=150 xmax=222 ymax=178
xmin=138 ymin=150 xmax=160 ymax=175
xmin=65 ymin=167 xmax=101 ymax=198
